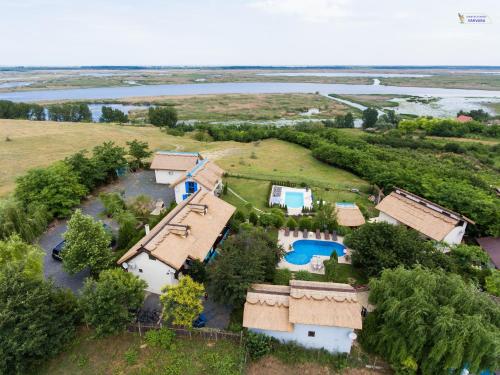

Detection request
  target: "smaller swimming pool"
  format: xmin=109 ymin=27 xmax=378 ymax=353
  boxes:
xmin=285 ymin=191 xmax=304 ymax=208
xmin=336 ymin=202 xmax=356 ymax=208
xmin=285 ymin=240 xmax=346 ymax=265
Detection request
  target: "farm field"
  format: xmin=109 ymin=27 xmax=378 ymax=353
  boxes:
xmin=0 ymin=120 xmax=369 ymax=200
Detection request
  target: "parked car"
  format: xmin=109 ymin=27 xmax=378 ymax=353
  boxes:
xmin=52 ymin=223 xmax=116 ymax=261
xmin=193 ymin=313 xmax=207 ymax=328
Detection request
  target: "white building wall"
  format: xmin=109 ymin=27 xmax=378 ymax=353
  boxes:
xmin=126 ymin=252 xmax=178 ymax=294
xmin=174 ymin=183 xmax=186 ymax=203
xmin=154 ymin=170 xmax=185 ymax=185
xmin=251 ymin=324 xmax=355 ymax=353
xmin=442 ymin=222 xmax=467 ymax=245
xmin=377 ymin=211 xmax=400 ymax=225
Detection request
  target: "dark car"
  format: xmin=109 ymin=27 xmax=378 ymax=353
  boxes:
xmin=193 ymin=313 xmax=207 ymax=328
xmin=52 ymin=223 xmax=116 ymax=261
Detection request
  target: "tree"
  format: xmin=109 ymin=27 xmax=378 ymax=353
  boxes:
xmin=0 ymin=199 xmax=49 ymax=242
xmin=62 ymin=210 xmax=113 ymax=276
xmin=92 ymin=141 xmax=127 ymax=182
xmin=449 ymin=244 xmax=490 ymax=282
xmin=361 ymin=267 xmax=500 ymax=374
xmin=343 ymin=112 xmax=355 ymax=128
xmin=362 ymin=107 xmax=378 ymax=128
xmin=313 ymin=203 xmax=337 ymax=231
xmin=208 ymin=227 xmax=283 ymax=306
xmin=148 ymin=106 xmax=178 ymax=127
xmin=126 ymin=139 xmax=152 ymax=169
xmin=0 ymin=267 xmax=79 ymax=374
xmin=286 ymin=217 xmax=298 ymax=229
xmin=0 ymin=235 xmax=43 ymax=279
xmin=249 ymin=211 xmax=259 ymax=226
xmin=65 ymin=150 xmax=104 ymax=190
xmin=160 ymin=275 xmax=204 ymax=327
xmin=184 ymin=259 xmax=207 ymax=283
xmin=344 ymin=222 xmax=451 ymax=277
xmin=48 ymin=103 xmax=92 ymax=122
xmin=485 ymin=270 xmax=500 ymax=296
xmin=99 ymin=192 xmax=126 ymax=218
xmin=80 ymin=268 xmax=146 ymax=336
xmin=115 ymin=210 xmax=139 ymax=250
xmin=298 ymin=217 xmax=312 ymax=231
xmin=15 ymin=162 xmax=87 ymax=218
xmin=99 ymin=106 xmax=128 ymax=123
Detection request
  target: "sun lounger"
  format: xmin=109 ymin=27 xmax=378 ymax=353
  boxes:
xmin=293 ymin=228 xmax=299 ymax=237
xmin=324 ymin=230 xmax=330 ymax=240
xmin=315 ymin=229 xmax=321 ymax=239
xmin=332 ymin=230 xmax=338 ymax=241
xmin=303 ymin=229 xmax=308 ymax=238
xmin=284 ymin=227 xmax=290 ymax=236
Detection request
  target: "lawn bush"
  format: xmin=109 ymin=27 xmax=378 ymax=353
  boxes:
xmin=245 ymin=332 xmax=273 ymax=360
xmin=144 ymin=328 xmax=176 ymax=350
xmin=273 ymin=268 xmax=292 ymax=285
xmin=294 ymin=270 xmax=315 ymax=281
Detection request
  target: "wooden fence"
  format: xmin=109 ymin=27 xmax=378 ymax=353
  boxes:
xmin=128 ymin=322 xmax=244 ymax=344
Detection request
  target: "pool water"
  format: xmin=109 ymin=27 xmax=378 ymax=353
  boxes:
xmin=336 ymin=202 xmax=356 ymax=208
xmin=285 ymin=192 xmax=304 ymax=208
xmin=285 ymin=240 xmax=346 ymax=265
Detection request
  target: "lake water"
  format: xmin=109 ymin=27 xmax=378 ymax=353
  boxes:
xmin=259 ymin=72 xmax=433 ymax=78
xmin=1 ymin=82 xmax=500 ymax=103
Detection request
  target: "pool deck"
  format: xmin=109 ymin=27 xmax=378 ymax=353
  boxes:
xmin=277 ymin=229 xmax=352 ymax=274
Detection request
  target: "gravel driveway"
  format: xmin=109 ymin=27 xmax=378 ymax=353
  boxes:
xmin=38 ymin=170 xmax=174 ymax=293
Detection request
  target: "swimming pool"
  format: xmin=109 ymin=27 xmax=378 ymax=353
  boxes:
xmin=285 ymin=240 xmax=346 ymax=265
xmin=336 ymin=202 xmax=356 ymax=208
xmin=285 ymin=192 xmax=304 ymax=208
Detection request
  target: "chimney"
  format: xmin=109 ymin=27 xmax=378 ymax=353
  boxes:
xmin=145 ymin=224 xmax=150 ymax=235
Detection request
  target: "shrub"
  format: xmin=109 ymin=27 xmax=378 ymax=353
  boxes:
xmin=286 ymin=217 xmax=298 ymax=229
xmin=294 ymin=270 xmax=314 ymax=281
xmin=298 ymin=217 xmax=312 ymax=231
xmin=249 ymin=211 xmax=259 ymax=225
xmin=233 ymin=210 xmax=247 ymax=224
xmin=185 ymin=259 xmax=207 ymax=283
xmin=144 ymin=328 xmax=176 ymax=350
xmin=245 ymin=332 xmax=273 ymax=360
xmin=273 ymin=268 xmax=292 ymax=285
xmin=99 ymin=192 xmax=125 ymax=217
xmin=323 ymin=253 xmax=338 ymax=282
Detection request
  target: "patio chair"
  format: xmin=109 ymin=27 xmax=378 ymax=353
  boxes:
xmin=303 ymin=229 xmax=308 ymax=238
xmin=332 ymin=230 xmax=338 ymax=241
xmin=324 ymin=230 xmax=330 ymax=240
xmin=293 ymin=228 xmax=299 ymax=237
xmin=284 ymin=227 xmax=290 ymax=236
xmin=315 ymin=229 xmax=321 ymax=239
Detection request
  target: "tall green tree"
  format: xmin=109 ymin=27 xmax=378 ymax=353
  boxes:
xmin=62 ymin=210 xmax=113 ymax=276
xmin=0 ymin=267 xmax=79 ymax=374
xmin=99 ymin=106 xmax=128 ymax=123
xmin=92 ymin=141 xmax=127 ymax=182
xmin=126 ymin=139 xmax=152 ymax=169
xmin=15 ymin=162 xmax=87 ymax=218
xmin=160 ymin=275 xmax=204 ymax=327
xmin=0 ymin=235 xmax=43 ymax=279
xmin=344 ymin=222 xmax=451 ymax=277
xmin=0 ymin=199 xmax=49 ymax=242
xmin=80 ymin=268 xmax=146 ymax=336
xmin=361 ymin=267 xmax=500 ymax=375
xmin=148 ymin=106 xmax=178 ymax=127
xmin=208 ymin=226 xmax=283 ymax=306
xmin=64 ymin=150 xmax=104 ymax=190
xmin=362 ymin=107 xmax=378 ymax=128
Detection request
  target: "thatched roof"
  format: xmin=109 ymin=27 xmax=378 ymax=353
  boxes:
xmin=171 ymin=160 xmax=224 ymax=191
xmin=117 ymin=190 xmax=235 ymax=270
xmin=375 ymin=188 xmax=473 ymax=241
xmin=243 ymin=284 xmax=293 ymax=332
xmin=150 ymin=151 xmax=202 ymax=171
xmin=243 ymin=280 xmax=362 ymax=332
xmin=335 ymin=204 xmax=366 ymax=227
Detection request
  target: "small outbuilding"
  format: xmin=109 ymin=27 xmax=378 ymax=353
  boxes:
xmin=243 ymin=280 xmax=362 ymax=354
xmin=457 ymin=115 xmax=473 ymax=123
xmin=335 ymin=203 xmax=366 ymax=227
xmin=150 ymin=151 xmax=203 ymax=185
xmin=476 ymin=237 xmax=500 ymax=269
xmin=375 ymin=188 xmax=474 ymax=245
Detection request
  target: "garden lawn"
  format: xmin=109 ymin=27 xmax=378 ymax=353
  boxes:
xmin=36 ymin=328 xmax=244 ymax=375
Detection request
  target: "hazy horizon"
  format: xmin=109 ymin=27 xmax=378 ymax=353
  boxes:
xmin=2 ymin=0 xmax=499 ymax=66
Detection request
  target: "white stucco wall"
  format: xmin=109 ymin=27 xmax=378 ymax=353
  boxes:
xmin=174 ymin=183 xmax=186 ymax=203
xmin=377 ymin=211 xmax=400 ymax=225
xmin=442 ymin=222 xmax=467 ymax=245
xmin=251 ymin=324 xmax=355 ymax=353
xmin=126 ymin=252 xmax=178 ymax=294
xmin=154 ymin=169 xmax=185 ymax=185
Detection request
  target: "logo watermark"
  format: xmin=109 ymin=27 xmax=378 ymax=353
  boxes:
xmin=458 ymin=13 xmax=491 ymax=24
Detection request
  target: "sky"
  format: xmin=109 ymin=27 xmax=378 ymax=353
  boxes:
xmin=1 ymin=0 xmax=500 ymax=66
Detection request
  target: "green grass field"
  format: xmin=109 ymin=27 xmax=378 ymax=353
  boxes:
xmin=37 ymin=329 xmax=244 ymax=375
xmin=329 ymin=94 xmax=401 ymax=108
xmin=0 ymin=120 xmax=370 ymax=201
